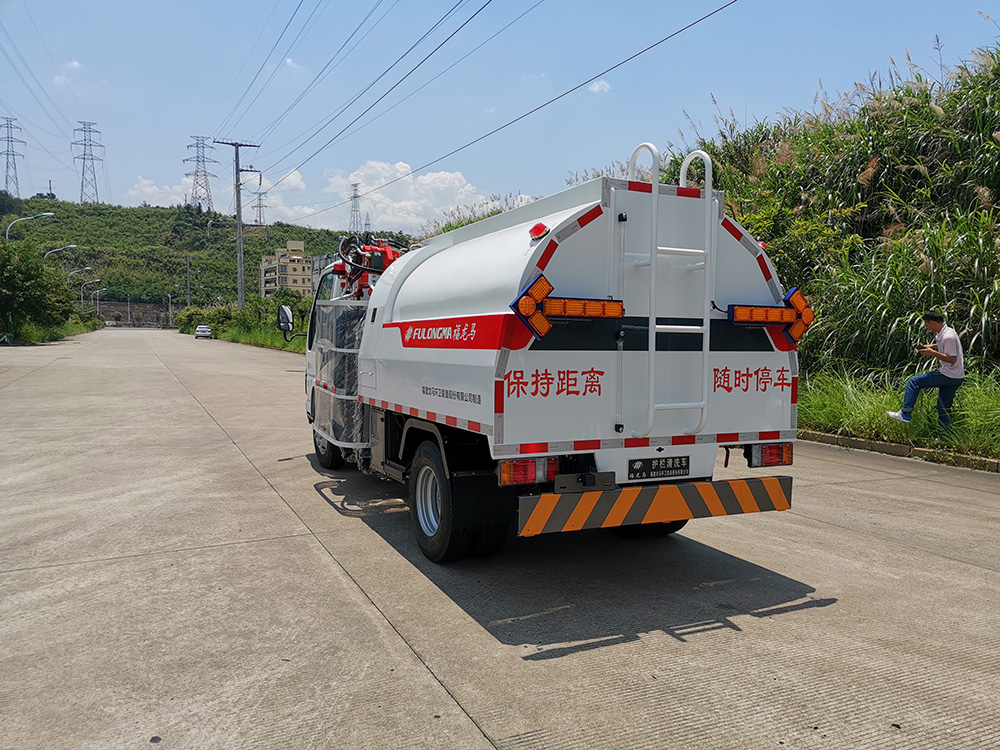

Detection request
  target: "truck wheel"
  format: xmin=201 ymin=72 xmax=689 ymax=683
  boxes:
xmin=610 ymin=520 xmax=688 ymax=538
xmin=314 ymin=430 xmax=345 ymax=470
xmin=409 ymin=441 xmax=472 ymax=562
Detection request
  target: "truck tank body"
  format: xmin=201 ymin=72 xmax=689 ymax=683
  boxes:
xmin=357 ymin=176 xmax=799 ymax=485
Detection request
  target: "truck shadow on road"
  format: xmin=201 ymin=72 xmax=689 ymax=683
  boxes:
xmin=314 ymin=474 xmax=836 ymax=660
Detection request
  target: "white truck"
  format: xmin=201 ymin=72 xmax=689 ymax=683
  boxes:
xmin=279 ymin=144 xmax=814 ymax=562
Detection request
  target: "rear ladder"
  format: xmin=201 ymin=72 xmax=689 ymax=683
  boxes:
xmin=627 ymin=143 xmax=717 ymax=438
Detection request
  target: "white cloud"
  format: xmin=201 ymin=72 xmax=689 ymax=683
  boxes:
xmin=589 ymin=79 xmax=611 ymax=94
xmin=285 ymin=57 xmax=304 ymax=70
xmin=126 ymin=176 xmax=192 ymax=207
xmin=54 ymin=61 xmax=82 ymax=86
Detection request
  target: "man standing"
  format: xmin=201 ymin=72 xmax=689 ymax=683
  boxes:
xmin=888 ymin=311 xmax=965 ymax=434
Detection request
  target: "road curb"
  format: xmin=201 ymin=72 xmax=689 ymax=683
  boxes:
xmin=797 ymin=429 xmax=1000 ymax=473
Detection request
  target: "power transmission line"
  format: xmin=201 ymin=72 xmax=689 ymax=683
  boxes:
xmin=214 ymin=139 xmax=260 ymax=311
xmin=264 ymin=0 xmax=491 ymax=188
xmin=1 ymin=117 xmax=25 ymax=197
xmin=251 ymin=0 xmax=400 ymax=146
xmin=265 ymin=0 xmax=544 ymax=174
xmin=290 ymin=0 xmax=742 ymax=222
xmin=184 ymin=136 xmax=219 ymax=212
xmin=72 ymin=121 xmax=103 ymax=204
xmin=225 ymin=0 xmax=333 ymax=135
xmin=214 ymin=0 xmax=309 ymax=137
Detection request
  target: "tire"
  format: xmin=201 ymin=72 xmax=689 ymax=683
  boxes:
xmin=408 ymin=441 xmax=473 ymax=563
xmin=313 ymin=430 xmax=345 ymax=470
xmin=610 ymin=519 xmax=688 ymax=538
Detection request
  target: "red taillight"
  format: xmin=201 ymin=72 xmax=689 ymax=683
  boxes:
xmin=747 ymin=443 xmax=793 ymax=468
xmin=499 ymin=457 xmax=558 ymax=485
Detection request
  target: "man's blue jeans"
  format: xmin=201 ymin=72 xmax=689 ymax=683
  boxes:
xmin=902 ymin=371 xmax=964 ymax=433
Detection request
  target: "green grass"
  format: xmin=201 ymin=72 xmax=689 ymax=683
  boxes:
xmin=215 ymin=327 xmax=306 ymax=354
xmin=799 ymin=370 xmax=1000 ymax=458
xmin=12 ymin=319 xmax=102 ymax=344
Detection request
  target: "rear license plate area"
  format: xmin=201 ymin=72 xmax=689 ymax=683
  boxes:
xmin=627 ymin=456 xmax=690 ymax=480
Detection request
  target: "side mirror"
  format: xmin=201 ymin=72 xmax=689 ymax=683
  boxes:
xmin=278 ymin=304 xmax=294 ymax=332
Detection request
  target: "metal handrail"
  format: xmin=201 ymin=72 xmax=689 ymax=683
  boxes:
xmin=628 ymin=146 xmax=715 ymax=438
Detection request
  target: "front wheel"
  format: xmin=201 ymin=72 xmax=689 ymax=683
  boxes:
xmin=313 ymin=430 xmax=344 ymax=470
xmin=408 ymin=441 xmax=473 ymax=562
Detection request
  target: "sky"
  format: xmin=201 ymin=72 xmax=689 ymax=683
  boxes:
xmin=1 ymin=0 xmax=997 ymax=235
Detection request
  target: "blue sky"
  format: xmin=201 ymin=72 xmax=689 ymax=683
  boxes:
xmin=0 ymin=0 xmax=997 ymax=233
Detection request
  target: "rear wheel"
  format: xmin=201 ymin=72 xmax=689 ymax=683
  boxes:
xmin=313 ymin=430 xmax=344 ymax=470
xmin=408 ymin=441 xmax=473 ymax=562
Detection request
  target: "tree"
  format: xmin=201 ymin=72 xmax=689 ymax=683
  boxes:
xmin=0 ymin=242 xmax=74 ymax=335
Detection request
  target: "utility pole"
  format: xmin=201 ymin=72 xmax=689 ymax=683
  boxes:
xmin=186 ymin=255 xmax=192 ymax=306
xmin=1 ymin=117 xmax=24 ymax=198
xmin=184 ymin=136 xmax=218 ymax=212
xmin=214 ymin=140 xmax=258 ymax=310
xmin=72 ymin=121 xmax=103 ymax=204
xmin=348 ymin=183 xmax=363 ymax=235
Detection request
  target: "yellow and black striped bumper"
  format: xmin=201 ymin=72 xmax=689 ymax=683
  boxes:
xmin=517 ymin=476 xmax=792 ymax=537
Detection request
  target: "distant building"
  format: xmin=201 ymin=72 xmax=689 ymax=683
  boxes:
xmin=259 ymin=240 xmax=311 ymax=298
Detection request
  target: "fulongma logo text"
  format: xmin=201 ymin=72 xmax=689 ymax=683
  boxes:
xmin=403 ymin=322 xmax=478 ymax=343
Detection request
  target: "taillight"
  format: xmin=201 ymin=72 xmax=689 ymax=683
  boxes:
xmin=745 ymin=443 xmax=793 ymax=468
xmin=499 ymin=457 xmax=559 ymax=486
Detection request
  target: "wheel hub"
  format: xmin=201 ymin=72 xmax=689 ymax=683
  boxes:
xmin=415 ymin=465 xmax=442 ymax=537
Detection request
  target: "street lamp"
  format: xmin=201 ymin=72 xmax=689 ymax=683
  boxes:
xmin=5 ymin=212 xmax=55 ymax=240
xmin=68 ymin=266 xmax=92 ymax=283
xmin=91 ymin=287 xmax=107 ymax=317
xmin=81 ymin=278 xmax=101 ymax=306
xmin=44 ymin=244 xmax=77 ymax=259
xmin=166 ymin=292 xmax=173 ymax=327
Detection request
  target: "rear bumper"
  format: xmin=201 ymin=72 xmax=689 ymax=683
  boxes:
xmin=517 ymin=476 xmax=791 ymax=537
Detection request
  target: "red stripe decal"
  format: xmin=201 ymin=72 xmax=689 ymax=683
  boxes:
xmin=537 ymin=240 xmax=558 ymax=271
xmin=717 ymin=433 xmax=739 ymax=443
xmin=759 ymin=431 xmax=781 ymax=441
xmin=756 ymin=254 xmax=773 ymax=281
xmin=722 ymin=217 xmax=743 ymax=241
xmin=577 ymin=205 xmax=603 ymax=228
xmin=765 ymin=326 xmax=796 ymax=352
xmin=426 ymin=412 xmax=436 ymax=423
xmin=520 ymin=442 xmax=548 ymax=454
xmin=791 ymin=377 xmax=799 ymax=404
xmin=315 ymin=379 xmax=320 ymax=386
xmin=445 ymin=416 xmax=458 ymax=427
xmin=380 ymin=400 xmax=389 ymax=409
xmin=468 ymin=421 xmax=481 ymax=433
xmin=677 ymin=186 xmax=701 ymax=198
xmin=573 ymin=440 xmax=601 ymax=451
xmin=672 ymin=435 xmax=696 ymax=446
xmin=494 ymin=380 xmax=505 ymax=415
xmin=408 ymin=407 xmax=419 ymax=417
xmin=384 ymin=313 xmax=510 ymax=350
xmin=394 ymin=404 xmax=403 ymax=413
xmin=357 ymin=395 xmax=364 ymax=403
xmin=628 ymin=180 xmax=652 ymax=193
xmin=624 ymin=437 xmax=649 ymax=448
xmin=500 ymin=314 xmax=534 ymax=351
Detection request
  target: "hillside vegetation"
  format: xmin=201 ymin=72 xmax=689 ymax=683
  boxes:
xmin=660 ymin=45 xmax=1000 ymax=375
xmin=0 ymin=194 xmax=408 ymax=307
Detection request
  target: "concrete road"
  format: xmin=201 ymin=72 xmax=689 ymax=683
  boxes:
xmin=1 ymin=329 xmax=997 ymax=750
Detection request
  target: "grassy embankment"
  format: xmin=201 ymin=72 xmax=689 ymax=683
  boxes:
xmin=658 ymin=42 xmax=1000 ymax=457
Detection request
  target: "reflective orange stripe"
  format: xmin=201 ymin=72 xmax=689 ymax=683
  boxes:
xmin=730 ymin=480 xmax=761 ymax=513
xmin=695 ymin=482 xmax=727 ymax=516
xmin=562 ymin=491 xmax=602 ymax=532
xmin=642 ymin=485 xmax=694 ymax=524
xmin=760 ymin=476 xmax=790 ymax=510
xmin=601 ymin=486 xmax=641 ymax=528
xmin=521 ymin=493 xmax=560 ymax=537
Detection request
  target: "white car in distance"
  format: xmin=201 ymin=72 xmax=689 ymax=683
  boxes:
xmin=194 ymin=325 xmax=212 ymax=339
